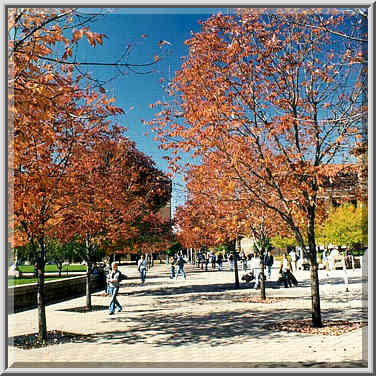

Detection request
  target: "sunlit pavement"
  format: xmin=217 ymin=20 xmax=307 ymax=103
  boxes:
xmin=8 ymin=262 xmax=369 ymax=370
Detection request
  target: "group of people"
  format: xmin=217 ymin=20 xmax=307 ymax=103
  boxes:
xmin=241 ymin=250 xmax=274 ymax=289
xmin=104 ymin=246 xmax=358 ymax=315
xmin=241 ymin=251 xmax=298 ymax=289
xmin=169 ymin=252 xmax=187 ymax=280
xmin=104 ymin=249 xmax=301 ymax=315
xmin=103 ymin=254 xmax=150 ymax=315
xmin=195 ymin=250 xmax=265 ymax=272
xmin=194 ymin=251 xmax=224 ymax=271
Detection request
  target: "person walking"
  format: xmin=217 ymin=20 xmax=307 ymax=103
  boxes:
xmin=204 ymin=253 xmax=209 ymax=271
xmin=322 ymin=250 xmax=329 ymax=277
xmin=239 ymin=251 xmax=247 ymax=271
xmin=169 ymin=256 xmax=176 ymax=279
xmin=217 ymin=252 xmax=223 ymax=271
xmin=250 ymin=252 xmax=261 ymax=289
xmin=137 ymin=254 xmax=148 ymax=283
xmin=196 ymin=251 xmax=203 ymax=269
xmin=210 ymin=252 xmax=217 ymax=269
xmin=341 ymin=253 xmax=350 ymax=292
xmin=345 ymin=250 xmax=354 ymax=271
xmin=195 ymin=251 xmax=201 ymax=268
xmin=264 ymin=250 xmax=274 ymax=279
xmin=279 ymin=253 xmax=293 ymax=288
xmin=107 ymin=262 xmax=122 ymax=315
xmin=228 ymin=253 xmax=234 ymax=271
xmin=175 ymin=252 xmax=187 ymax=280
xmin=289 ymin=249 xmax=297 ymax=273
xmin=104 ymin=258 xmax=111 ymax=295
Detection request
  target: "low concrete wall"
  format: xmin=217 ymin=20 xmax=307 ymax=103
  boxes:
xmin=8 ymin=274 xmax=105 ymax=313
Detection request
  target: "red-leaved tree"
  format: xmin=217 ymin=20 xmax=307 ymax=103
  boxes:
xmin=147 ymin=8 xmax=367 ymax=327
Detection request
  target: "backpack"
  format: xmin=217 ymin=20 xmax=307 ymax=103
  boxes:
xmin=118 ymin=270 xmax=126 ymax=282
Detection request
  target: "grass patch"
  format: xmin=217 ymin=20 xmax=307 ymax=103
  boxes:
xmin=16 ymin=265 xmax=86 ymax=273
xmin=8 ymin=276 xmax=76 ymax=287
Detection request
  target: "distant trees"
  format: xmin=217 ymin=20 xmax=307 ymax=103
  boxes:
xmin=271 ymin=235 xmax=297 ymax=250
xmin=317 ymin=202 xmax=367 ymax=250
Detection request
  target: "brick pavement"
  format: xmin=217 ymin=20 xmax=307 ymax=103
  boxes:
xmin=7 ymin=262 xmax=369 ymax=370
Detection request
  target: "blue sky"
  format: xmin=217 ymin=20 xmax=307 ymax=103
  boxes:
xmin=29 ymin=6 xmax=366 ymax=216
xmin=73 ymin=7 xmax=231 ymax=215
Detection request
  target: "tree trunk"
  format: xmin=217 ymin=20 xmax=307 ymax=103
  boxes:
xmin=309 ymin=253 xmax=322 ymax=327
xmin=86 ymin=262 xmax=92 ymax=310
xmin=307 ymin=206 xmax=323 ymax=328
xmin=85 ymin=237 xmax=92 ymax=310
xmin=260 ymin=251 xmax=266 ymax=300
xmin=233 ymin=250 xmax=240 ymax=288
xmin=37 ymin=238 xmax=47 ymax=341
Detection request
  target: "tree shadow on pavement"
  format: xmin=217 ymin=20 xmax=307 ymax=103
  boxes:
xmin=122 ymin=281 xmax=283 ymax=297
xmin=68 ymin=305 xmax=365 ymax=348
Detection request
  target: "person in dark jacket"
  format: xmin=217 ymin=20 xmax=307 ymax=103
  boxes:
xmin=210 ymin=252 xmax=217 ymax=269
xmin=169 ymin=256 xmax=176 ymax=279
xmin=217 ymin=253 xmax=223 ymax=271
xmin=175 ymin=252 xmax=187 ymax=280
xmin=264 ymin=251 xmax=274 ymax=279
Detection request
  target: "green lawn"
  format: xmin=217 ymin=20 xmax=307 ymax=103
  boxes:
xmin=16 ymin=264 xmax=87 ymax=273
xmin=8 ymin=276 xmax=72 ymax=287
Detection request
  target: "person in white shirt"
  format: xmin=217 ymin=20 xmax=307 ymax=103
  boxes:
xmin=107 ymin=262 xmax=122 ymax=315
xmin=289 ymin=250 xmax=297 ymax=272
xmin=137 ymin=255 xmax=148 ymax=283
xmin=279 ymin=253 xmax=293 ymax=288
xmin=250 ymin=253 xmax=261 ymax=289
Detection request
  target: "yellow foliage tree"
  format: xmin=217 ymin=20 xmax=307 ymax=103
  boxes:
xmin=318 ymin=202 xmax=367 ymax=248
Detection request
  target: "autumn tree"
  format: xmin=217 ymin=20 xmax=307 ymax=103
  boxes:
xmin=55 ymin=136 xmax=172 ymax=309
xmin=175 ymin=159 xmax=288 ymax=298
xmin=8 ymin=7 xmax=170 ymax=340
xmin=148 ymin=8 xmax=367 ymax=327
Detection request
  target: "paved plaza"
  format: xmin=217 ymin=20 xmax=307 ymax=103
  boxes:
xmin=8 ymin=262 xmax=369 ymax=370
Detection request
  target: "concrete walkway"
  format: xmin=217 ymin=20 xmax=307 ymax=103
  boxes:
xmin=7 ymin=262 xmax=369 ymax=370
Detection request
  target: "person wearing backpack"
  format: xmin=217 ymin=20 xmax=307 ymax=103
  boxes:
xmin=175 ymin=252 xmax=187 ymax=280
xmin=107 ymin=262 xmax=122 ymax=315
xmin=137 ymin=254 xmax=148 ymax=283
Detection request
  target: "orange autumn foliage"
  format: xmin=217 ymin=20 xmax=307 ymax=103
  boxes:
xmin=148 ymin=8 xmax=367 ymax=327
